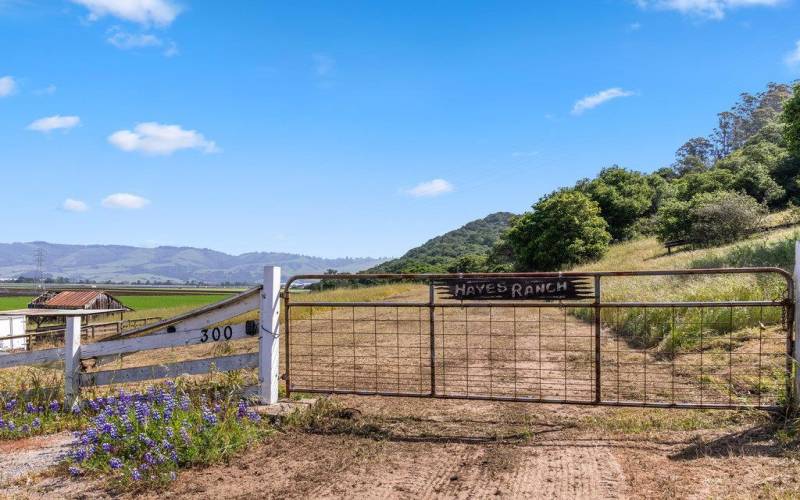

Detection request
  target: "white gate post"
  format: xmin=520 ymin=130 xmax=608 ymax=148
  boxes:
xmin=259 ymin=266 xmax=281 ymax=405
xmin=64 ymin=315 xmax=82 ymax=409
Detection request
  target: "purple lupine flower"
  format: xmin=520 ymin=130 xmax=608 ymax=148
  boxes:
xmin=68 ymin=466 xmax=81 ymax=477
xmin=32 ymin=418 xmax=41 ymax=428
xmin=0 ymin=417 xmax=5 ymax=428
xmin=201 ymin=407 xmax=217 ymax=426
xmin=88 ymin=399 xmax=100 ymax=412
xmin=151 ymin=410 xmax=161 ymax=422
xmin=130 ymin=468 xmax=141 ymax=481
xmin=179 ymin=395 xmax=190 ymax=411
xmin=246 ymin=411 xmax=261 ymax=422
xmin=71 ymin=405 xmax=81 ymax=415
xmin=49 ymin=400 xmax=60 ymax=412
xmin=21 ymin=425 xmax=30 ymax=433
xmin=165 ymin=427 xmax=174 ymax=438
xmin=213 ymin=403 xmax=221 ymax=414
xmin=109 ymin=458 xmax=123 ymax=470
xmin=4 ymin=399 xmax=17 ymax=412
xmin=7 ymin=421 xmax=15 ymax=432
xmin=180 ymin=427 xmax=190 ymax=445
xmin=237 ymin=400 xmax=248 ymax=419
xmin=134 ymin=401 xmax=149 ymax=424
xmin=170 ymin=450 xmax=178 ymax=463
xmin=102 ymin=443 xmax=113 ymax=453
xmin=71 ymin=448 xmax=88 ymax=463
xmin=143 ymin=452 xmax=155 ymax=465
xmin=24 ymin=402 xmax=35 ymax=413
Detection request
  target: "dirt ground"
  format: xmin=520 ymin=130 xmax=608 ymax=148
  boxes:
xmin=7 ymin=395 xmax=799 ymax=500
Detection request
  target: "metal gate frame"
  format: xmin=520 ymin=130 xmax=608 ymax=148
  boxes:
xmin=283 ymin=267 xmax=795 ymax=411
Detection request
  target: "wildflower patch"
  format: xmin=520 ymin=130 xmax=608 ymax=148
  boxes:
xmin=65 ymin=382 xmax=269 ymax=488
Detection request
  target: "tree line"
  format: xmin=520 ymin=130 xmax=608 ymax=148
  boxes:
xmin=478 ymin=81 xmax=800 ymax=272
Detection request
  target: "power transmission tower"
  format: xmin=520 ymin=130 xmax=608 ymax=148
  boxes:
xmin=34 ymin=247 xmax=46 ymax=292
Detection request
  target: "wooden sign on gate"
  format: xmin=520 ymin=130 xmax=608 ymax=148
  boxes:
xmin=437 ymin=276 xmax=594 ymax=301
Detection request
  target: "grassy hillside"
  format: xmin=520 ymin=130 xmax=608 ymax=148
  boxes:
xmin=572 ymin=217 xmax=798 ymax=354
xmin=367 ymin=212 xmax=515 ymax=273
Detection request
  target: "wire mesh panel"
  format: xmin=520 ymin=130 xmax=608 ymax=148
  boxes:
xmin=598 ymin=305 xmax=789 ymax=408
xmin=433 ymin=305 xmax=596 ymax=403
xmin=284 ymin=268 xmax=793 ymax=410
xmin=287 ymin=305 xmax=432 ymax=395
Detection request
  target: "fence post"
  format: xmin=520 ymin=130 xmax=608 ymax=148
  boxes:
xmin=64 ymin=315 xmax=82 ymax=409
xmin=259 ymin=266 xmax=281 ymax=405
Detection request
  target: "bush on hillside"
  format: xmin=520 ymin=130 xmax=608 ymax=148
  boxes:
xmin=576 ymin=166 xmax=656 ymax=241
xmin=445 ymin=254 xmax=488 ymax=273
xmin=655 ymin=191 xmax=766 ymax=246
xmin=505 ymin=190 xmax=611 ymax=271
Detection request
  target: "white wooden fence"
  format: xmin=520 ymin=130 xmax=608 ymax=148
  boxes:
xmin=0 ymin=267 xmax=282 ymax=409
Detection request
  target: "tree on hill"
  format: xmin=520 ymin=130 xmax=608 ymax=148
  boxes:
xmin=577 ymin=166 xmax=656 ymax=241
xmin=505 ymin=190 xmax=611 ymax=271
xmin=784 ymin=83 xmax=800 ymax=159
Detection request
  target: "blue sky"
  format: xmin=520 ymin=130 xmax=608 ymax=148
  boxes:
xmin=1 ymin=0 xmax=800 ymax=258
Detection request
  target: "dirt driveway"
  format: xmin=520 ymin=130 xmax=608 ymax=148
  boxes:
xmin=150 ymin=395 xmax=796 ymax=500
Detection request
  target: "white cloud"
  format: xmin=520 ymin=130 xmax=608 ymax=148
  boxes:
xmin=571 ymin=88 xmax=636 ymax=115
xmin=313 ymin=53 xmax=335 ymax=77
xmin=628 ymin=21 xmax=643 ymax=31
xmin=27 ymin=115 xmax=81 ymax=132
xmin=635 ymin=0 xmax=782 ymax=19
xmin=63 ymin=198 xmax=89 ymax=212
xmin=786 ymin=41 xmax=800 ymax=69
xmin=108 ymin=122 xmax=219 ymax=155
xmin=107 ymin=28 xmax=162 ymax=49
xmin=34 ymin=84 xmax=57 ymax=96
xmin=406 ymin=179 xmax=454 ymax=198
xmin=0 ymin=76 xmax=16 ymax=97
xmin=70 ymin=0 xmax=181 ymax=26
xmin=102 ymin=193 xmax=150 ymax=209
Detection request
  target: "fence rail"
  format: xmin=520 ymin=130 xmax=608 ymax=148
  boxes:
xmin=0 ymin=268 xmax=281 ymax=409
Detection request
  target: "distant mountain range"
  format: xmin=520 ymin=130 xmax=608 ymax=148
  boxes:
xmin=0 ymin=242 xmax=387 ymax=284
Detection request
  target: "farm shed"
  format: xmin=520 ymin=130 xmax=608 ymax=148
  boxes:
xmin=27 ymin=290 xmax=130 ymax=329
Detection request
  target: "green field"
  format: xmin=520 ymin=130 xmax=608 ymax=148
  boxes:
xmin=0 ymin=296 xmax=34 ymax=311
xmin=0 ymin=294 xmax=230 ymax=313
xmin=116 ymin=294 xmax=231 ymax=311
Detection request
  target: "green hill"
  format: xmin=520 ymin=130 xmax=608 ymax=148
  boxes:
xmin=367 ymin=212 xmax=515 ymax=273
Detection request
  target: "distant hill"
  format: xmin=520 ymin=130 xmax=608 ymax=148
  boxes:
xmin=367 ymin=212 xmax=515 ymax=273
xmin=0 ymin=242 xmax=386 ymax=284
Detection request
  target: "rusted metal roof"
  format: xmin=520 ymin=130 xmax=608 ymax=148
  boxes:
xmin=43 ymin=290 xmax=104 ymax=308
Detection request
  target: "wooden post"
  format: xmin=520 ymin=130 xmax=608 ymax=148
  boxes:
xmin=259 ymin=266 xmax=281 ymax=405
xmin=64 ymin=315 xmax=82 ymax=409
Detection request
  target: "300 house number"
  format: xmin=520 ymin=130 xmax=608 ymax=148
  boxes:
xmin=200 ymin=326 xmax=233 ymax=343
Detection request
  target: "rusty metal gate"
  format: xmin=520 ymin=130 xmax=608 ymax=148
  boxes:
xmin=283 ymin=268 xmax=794 ymax=410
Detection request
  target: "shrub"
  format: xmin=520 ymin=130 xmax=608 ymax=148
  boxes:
xmin=655 ymin=191 xmax=765 ymax=246
xmin=688 ymin=191 xmax=766 ymax=246
xmin=445 ymin=254 xmax=488 ymax=273
xmin=506 ymin=190 xmax=611 ymax=271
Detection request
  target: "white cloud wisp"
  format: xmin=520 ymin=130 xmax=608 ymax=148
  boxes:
xmin=406 ymin=179 xmax=454 ymax=198
xmin=108 ymin=122 xmax=219 ymax=155
xmin=572 ymin=88 xmax=635 ymax=115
